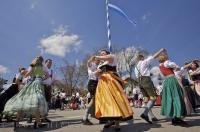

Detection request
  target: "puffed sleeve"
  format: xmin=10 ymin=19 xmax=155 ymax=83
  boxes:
xmin=164 ymin=60 xmax=179 ymax=69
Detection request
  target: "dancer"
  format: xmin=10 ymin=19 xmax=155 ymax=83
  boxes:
xmin=94 ymin=49 xmax=133 ymax=131
xmin=3 ymin=56 xmax=49 ymax=128
xmin=134 ymin=48 xmax=164 ymax=123
xmin=0 ymin=67 xmax=26 ymax=121
xmin=188 ymin=60 xmax=200 ymax=109
xmin=174 ymin=66 xmax=193 ymax=115
xmin=82 ymin=56 xmax=100 ymax=125
xmin=43 ymin=59 xmax=53 ymax=109
xmin=158 ymin=51 xmax=187 ymax=125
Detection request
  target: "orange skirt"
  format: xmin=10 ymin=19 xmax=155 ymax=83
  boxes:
xmin=95 ymin=72 xmax=133 ymax=121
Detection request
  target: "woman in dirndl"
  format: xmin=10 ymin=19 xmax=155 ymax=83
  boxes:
xmin=188 ymin=60 xmax=200 ymax=109
xmin=3 ymin=56 xmax=48 ymax=128
xmin=158 ymin=51 xmax=187 ymax=125
xmin=0 ymin=67 xmax=26 ymax=120
xmin=94 ymin=49 xmax=133 ymax=131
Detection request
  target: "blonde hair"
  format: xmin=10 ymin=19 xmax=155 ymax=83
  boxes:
xmin=30 ymin=56 xmax=44 ymax=66
xmin=158 ymin=54 xmax=168 ymax=63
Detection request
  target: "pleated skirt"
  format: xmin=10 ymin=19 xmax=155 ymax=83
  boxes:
xmin=95 ymin=72 xmax=133 ymax=121
xmin=3 ymin=78 xmax=48 ymax=118
xmin=161 ymin=76 xmax=185 ymax=118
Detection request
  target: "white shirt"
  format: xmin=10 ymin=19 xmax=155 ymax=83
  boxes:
xmin=98 ymin=54 xmax=117 ymax=68
xmin=86 ymin=92 xmax=91 ymax=99
xmin=135 ymin=56 xmax=153 ymax=78
xmin=163 ymin=60 xmax=179 ymax=69
xmin=15 ymin=73 xmax=23 ymax=82
xmin=60 ymin=92 xmax=66 ymax=99
xmin=156 ymin=85 xmax=163 ymax=95
xmin=76 ymin=92 xmax=80 ymax=98
xmin=132 ymin=87 xmax=139 ymax=95
xmin=43 ymin=65 xmax=53 ymax=85
xmin=88 ymin=62 xmax=98 ymax=80
xmin=138 ymin=93 xmax=143 ymax=99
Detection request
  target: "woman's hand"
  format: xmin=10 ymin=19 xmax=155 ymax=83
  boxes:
xmin=95 ymin=69 xmax=102 ymax=77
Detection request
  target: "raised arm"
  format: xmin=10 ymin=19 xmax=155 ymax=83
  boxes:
xmin=95 ymin=54 xmax=114 ymax=62
xmin=190 ymin=68 xmax=200 ymax=76
xmin=15 ymin=74 xmax=22 ymax=85
xmin=152 ymin=48 xmax=165 ymax=59
xmin=87 ymin=56 xmax=95 ymax=67
xmin=182 ymin=62 xmax=193 ymax=69
xmin=24 ymin=66 xmax=33 ymax=78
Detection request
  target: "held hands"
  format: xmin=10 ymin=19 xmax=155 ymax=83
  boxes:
xmin=91 ymin=56 xmax=99 ymax=61
xmin=95 ymin=69 xmax=102 ymax=77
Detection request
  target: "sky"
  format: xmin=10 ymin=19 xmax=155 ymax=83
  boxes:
xmin=0 ymin=0 xmax=200 ymax=82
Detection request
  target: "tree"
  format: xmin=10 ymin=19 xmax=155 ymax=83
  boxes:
xmin=116 ymin=46 xmax=148 ymax=91
xmin=59 ymin=59 xmax=88 ymax=96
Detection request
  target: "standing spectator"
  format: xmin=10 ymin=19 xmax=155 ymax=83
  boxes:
xmin=55 ymin=92 xmax=61 ymax=110
xmin=60 ymin=90 xmax=66 ymax=110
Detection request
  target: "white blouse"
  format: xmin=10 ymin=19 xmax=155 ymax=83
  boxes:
xmin=97 ymin=54 xmax=117 ymax=69
xmin=88 ymin=62 xmax=98 ymax=80
xmin=163 ymin=60 xmax=179 ymax=69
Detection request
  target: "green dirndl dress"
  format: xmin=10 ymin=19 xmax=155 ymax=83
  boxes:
xmin=3 ymin=66 xmax=48 ymax=118
xmin=161 ymin=76 xmax=186 ymax=118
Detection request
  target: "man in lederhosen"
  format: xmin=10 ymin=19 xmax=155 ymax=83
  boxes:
xmin=135 ymin=49 xmax=164 ymax=124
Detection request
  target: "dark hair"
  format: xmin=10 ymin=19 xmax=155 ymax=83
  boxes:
xmin=45 ymin=59 xmax=52 ymax=63
xmin=137 ymin=54 xmax=144 ymax=61
xmin=99 ymin=49 xmax=110 ymax=55
xmin=193 ymin=61 xmax=199 ymax=68
xmin=18 ymin=67 xmax=26 ymax=72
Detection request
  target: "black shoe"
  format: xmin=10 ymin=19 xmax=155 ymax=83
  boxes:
xmin=82 ymin=119 xmax=93 ymax=125
xmin=171 ymin=118 xmax=178 ymax=125
xmin=171 ymin=118 xmax=188 ymax=126
xmin=152 ymin=117 xmax=159 ymax=122
xmin=176 ymin=118 xmax=189 ymax=126
xmin=99 ymin=120 xmax=107 ymax=124
xmin=104 ymin=121 xmax=115 ymax=128
xmin=140 ymin=114 xmax=152 ymax=124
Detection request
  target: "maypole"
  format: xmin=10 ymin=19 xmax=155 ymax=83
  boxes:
xmin=106 ymin=0 xmax=112 ymax=52
xmin=105 ymin=0 xmax=136 ymax=52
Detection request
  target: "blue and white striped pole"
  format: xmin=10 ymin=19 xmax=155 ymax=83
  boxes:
xmin=106 ymin=0 xmax=112 ymax=52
